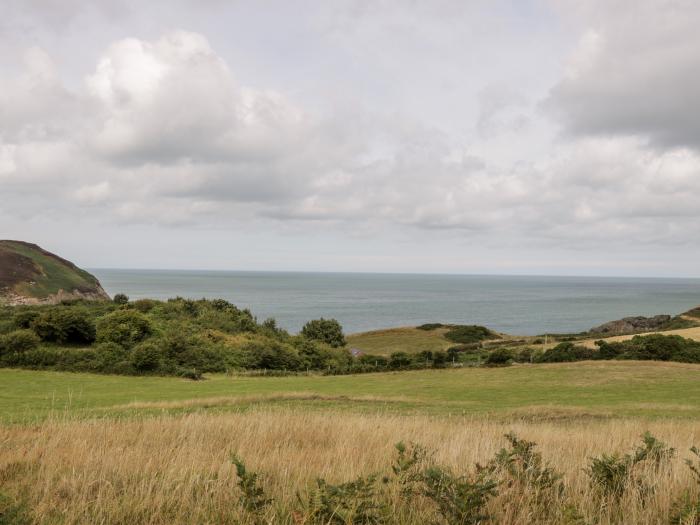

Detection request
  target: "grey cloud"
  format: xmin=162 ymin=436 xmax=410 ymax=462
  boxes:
xmin=545 ymin=0 xmax=700 ymax=150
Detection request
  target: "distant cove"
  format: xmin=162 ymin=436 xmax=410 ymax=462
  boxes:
xmin=92 ymin=269 xmax=700 ymax=335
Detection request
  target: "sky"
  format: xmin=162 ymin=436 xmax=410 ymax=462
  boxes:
xmin=2 ymin=0 xmax=700 ymax=277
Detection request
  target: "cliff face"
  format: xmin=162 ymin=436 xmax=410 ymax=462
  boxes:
xmin=0 ymin=240 xmax=110 ymax=305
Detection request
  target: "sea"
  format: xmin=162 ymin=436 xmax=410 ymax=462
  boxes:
xmin=90 ymin=270 xmax=700 ymax=336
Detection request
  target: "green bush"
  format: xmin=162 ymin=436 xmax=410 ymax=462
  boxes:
xmin=11 ymin=310 xmax=39 ymax=329
xmin=31 ymin=308 xmax=96 ymax=345
xmin=96 ymin=309 xmax=153 ymax=349
xmin=535 ymin=342 xmax=595 ymax=363
xmin=301 ymin=318 xmax=346 ymax=348
xmin=417 ymin=323 xmax=443 ymax=331
xmin=132 ymin=341 xmax=163 ymax=371
xmin=303 ymin=475 xmax=389 ymax=524
xmin=586 ymin=432 xmax=674 ymax=500
xmin=0 ymin=330 xmax=40 ymax=355
xmin=132 ymin=298 xmax=157 ymax=313
xmin=485 ymin=348 xmax=513 ymax=366
xmin=389 ymin=352 xmax=413 ymax=369
xmin=242 ymin=340 xmax=301 ymax=370
xmin=421 ymin=466 xmax=497 ymax=524
xmin=444 ymin=325 xmax=495 ymax=344
xmin=113 ymin=293 xmax=129 ymax=305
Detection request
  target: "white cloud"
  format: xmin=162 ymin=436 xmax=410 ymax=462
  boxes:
xmin=2 ymin=2 xmax=700 ymax=274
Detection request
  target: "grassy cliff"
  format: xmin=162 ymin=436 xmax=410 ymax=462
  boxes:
xmin=0 ymin=240 xmax=109 ymax=305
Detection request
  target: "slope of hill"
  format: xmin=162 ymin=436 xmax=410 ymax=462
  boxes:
xmin=0 ymin=240 xmax=109 ymax=305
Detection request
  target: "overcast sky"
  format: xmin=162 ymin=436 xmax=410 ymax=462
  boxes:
xmin=2 ymin=0 xmax=700 ymax=276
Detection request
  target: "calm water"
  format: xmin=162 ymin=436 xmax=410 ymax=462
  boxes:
xmin=91 ymin=270 xmax=700 ymax=335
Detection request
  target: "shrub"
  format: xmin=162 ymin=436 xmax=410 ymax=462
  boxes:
xmin=417 ymin=323 xmax=443 ymax=331
xmin=0 ymin=330 xmax=40 ymax=354
xmin=12 ymin=310 xmax=39 ymax=329
xmin=302 ymin=475 xmax=389 ymax=524
xmin=432 ymin=350 xmax=449 ymax=367
xmin=131 ymin=341 xmax=163 ymax=372
xmin=485 ymin=348 xmax=513 ymax=366
xmin=536 ymin=342 xmax=595 ymax=363
xmin=243 ymin=340 xmax=301 ymax=370
xmin=485 ymin=433 xmax=562 ymax=493
xmin=389 ymin=352 xmax=413 ymax=369
xmin=301 ymin=318 xmax=346 ymax=348
xmin=132 ymin=298 xmax=157 ymax=313
xmin=96 ymin=310 xmax=153 ymax=349
xmin=671 ymin=446 xmax=700 ymax=524
xmin=586 ymin=432 xmax=674 ymax=500
xmin=444 ymin=325 xmax=495 ymax=344
xmin=31 ymin=308 xmax=96 ymax=345
xmin=421 ymin=466 xmax=497 ymax=525
xmin=113 ymin=293 xmax=129 ymax=305
xmin=231 ymin=455 xmax=271 ymax=516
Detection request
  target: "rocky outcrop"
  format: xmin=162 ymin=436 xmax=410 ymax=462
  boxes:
xmin=589 ymin=315 xmax=671 ymax=335
xmin=0 ymin=287 xmax=110 ymax=306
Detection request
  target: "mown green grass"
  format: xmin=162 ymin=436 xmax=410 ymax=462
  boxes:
xmin=2 ymin=360 xmax=700 ymax=423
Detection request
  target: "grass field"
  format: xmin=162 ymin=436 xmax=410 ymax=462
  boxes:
xmin=2 ymin=360 xmax=700 ymax=423
xmin=2 ymin=362 xmax=700 ymax=523
xmin=346 ymin=326 xmax=455 ymax=355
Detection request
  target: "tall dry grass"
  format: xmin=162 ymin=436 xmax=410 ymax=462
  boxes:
xmin=1 ymin=410 xmax=699 ymax=524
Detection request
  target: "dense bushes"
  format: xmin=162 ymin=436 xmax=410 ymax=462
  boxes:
xmin=0 ymin=330 xmax=40 ymax=355
xmin=534 ymin=335 xmax=700 ymax=364
xmin=31 ymin=308 xmax=96 ymax=344
xmin=96 ymin=310 xmax=153 ymax=349
xmin=0 ymin=298 xmax=358 ymax=377
xmin=444 ymin=325 xmax=495 ymax=344
xmin=535 ymin=342 xmax=596 ymax=363
xmin=301 ymin=318 xmax=346 ymax=348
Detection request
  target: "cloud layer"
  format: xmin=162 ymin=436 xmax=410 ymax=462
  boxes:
xmin=2 ymin=1 xmax=700 ymax=273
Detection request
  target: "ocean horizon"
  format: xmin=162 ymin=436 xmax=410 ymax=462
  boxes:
xmin=90 ymin=269 xmax=700 ymax=336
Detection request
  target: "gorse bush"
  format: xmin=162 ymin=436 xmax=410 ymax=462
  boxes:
xmin=671 ymin=446 xmax=700 ymax=524
xmin=302 ymin=475 xmax=389 ymax=524
xmin=586 ymin=432 xmax=675 ymax=501
xmin=223 ymin=432 xmax=700 ymax=524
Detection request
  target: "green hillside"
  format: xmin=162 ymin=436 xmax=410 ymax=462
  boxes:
xmin=0 ymin=240 xmax=109 ymax=304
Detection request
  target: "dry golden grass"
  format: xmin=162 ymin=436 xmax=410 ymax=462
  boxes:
xmin=2 ymin=409 xmax=699 ymax=524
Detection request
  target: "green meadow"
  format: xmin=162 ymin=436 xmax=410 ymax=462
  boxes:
xmin=3 ymin=360 xmax=700 ymax=423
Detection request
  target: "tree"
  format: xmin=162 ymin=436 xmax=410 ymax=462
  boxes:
xmin=300 ymin=318 xmax=346 ymax=348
